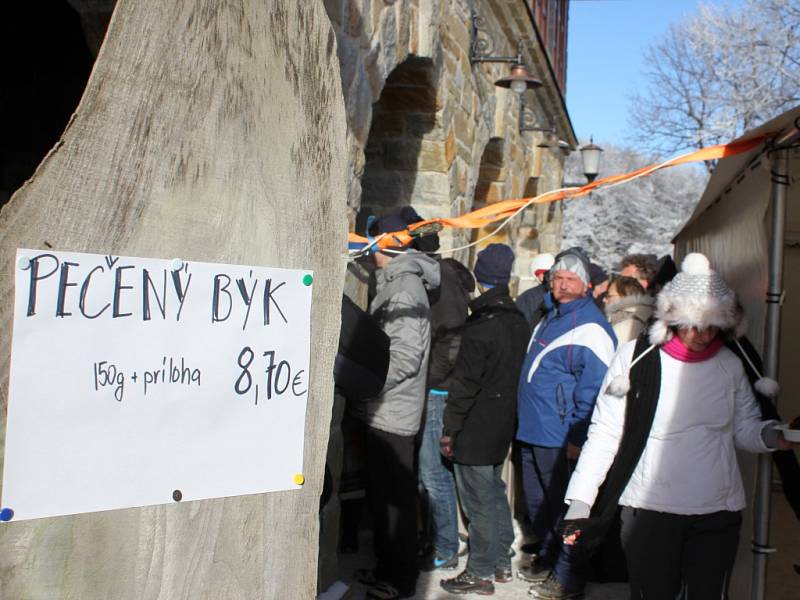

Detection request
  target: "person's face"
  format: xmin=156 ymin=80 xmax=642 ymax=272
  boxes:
xmin=620 ymin=265 xmax=649 ymax=290
xmin=535 ymin=270 xmax=547 ymax=284
xmin=603 ymin=283 xmax=620 ymax=305
xmin=593 ymin=279 xmax=609 ymax=298
xmin=551 ymin=270 xmax=587 ymax=304
xmin=676 ymin=326 xmax=720 ymax=352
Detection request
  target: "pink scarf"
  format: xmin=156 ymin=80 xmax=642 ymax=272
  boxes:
xmin=662 ymin=335 xmax=723 ymax=363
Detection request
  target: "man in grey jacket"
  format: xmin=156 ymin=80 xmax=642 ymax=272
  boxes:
xmin=354 ymin=213 xmax=441 ymax=600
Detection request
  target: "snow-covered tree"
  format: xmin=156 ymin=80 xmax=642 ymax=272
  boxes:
xmin=630 ymin=0 xmax=800 ymax=169
xmin=560 ymin=143 xmax=707 ymax=270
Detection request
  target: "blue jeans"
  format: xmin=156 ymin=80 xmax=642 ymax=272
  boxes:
xmin=520 ymin=444 xmax=586 ymax=593
xmin=418 ymin=390 xmax=459 ymax=559
xmin=454 ymin=463 xmax=514 ymax=579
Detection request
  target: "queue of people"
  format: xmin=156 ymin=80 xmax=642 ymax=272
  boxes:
xmin=340 ymin=209 xmax=798 ymax=600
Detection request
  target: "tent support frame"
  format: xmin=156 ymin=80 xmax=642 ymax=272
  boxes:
xmin=751 ymin=146 xmax=790 ymax=600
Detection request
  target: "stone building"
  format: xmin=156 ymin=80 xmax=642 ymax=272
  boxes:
xmin=2 ymin=0 xmax=576 ymax=288
xmin=325 ymin=0 xmax=577 ymax=288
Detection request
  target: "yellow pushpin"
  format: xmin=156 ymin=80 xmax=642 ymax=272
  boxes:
xmin=293 ymin=473 xmax=305 ymax=486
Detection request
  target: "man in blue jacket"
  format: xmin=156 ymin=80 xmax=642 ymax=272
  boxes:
xmin=516 ymin=247 xmax=616 ymax=600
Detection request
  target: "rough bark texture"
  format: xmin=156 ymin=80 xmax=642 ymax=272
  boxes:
xmin=0 ymin=1 xmax=347 ymax=598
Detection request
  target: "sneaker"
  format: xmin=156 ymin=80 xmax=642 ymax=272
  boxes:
xmin=421 ymin=552 xmax=459 ymax=571
xmin=440 ymin=570 xmax=495 ymax=595
xmin=494 ymin=567 xmax=513 ymax=583
xmin=527 ymin=575 xmax=583 ymax=600
xmin=517 ymin=560 xmax=550 ymax=583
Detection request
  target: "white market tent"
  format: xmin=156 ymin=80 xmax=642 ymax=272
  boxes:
xmin=673 ymin=105 xmax=800 ymax=600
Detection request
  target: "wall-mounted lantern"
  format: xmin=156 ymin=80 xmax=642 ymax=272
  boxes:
xmin=579 ymin=138 xmax=603 ymax=183
xmin=470 ymin=11 xmax=542 ymax=95
xmin=561 ymin=137 xmax=604 ymax=186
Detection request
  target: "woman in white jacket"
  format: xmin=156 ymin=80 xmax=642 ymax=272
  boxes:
xmin=562 ymin=253 xmax=795 ymax=599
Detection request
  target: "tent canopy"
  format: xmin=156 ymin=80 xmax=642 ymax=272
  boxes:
xmin=673 ymin=106 xmax=800 ymax=353
xmin=676 ymin=106 xmax=800 ymax=239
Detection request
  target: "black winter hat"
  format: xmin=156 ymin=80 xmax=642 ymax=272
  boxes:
xmin=376 ymin=214 xmax=410 ymax=251
xmin=474 ymin=243 xmax=515 ymax=286
xmin=400 ymin=206 xmax=440 ymax=253
xmin=399 ymin=206 xmax=423 ymax=224
xmin=589 ymin=263 xmax=609 ymax=286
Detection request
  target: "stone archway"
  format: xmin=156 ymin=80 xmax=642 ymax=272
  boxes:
xmin=468 ymin=137 xmax=512 ymax=267
xmin=514 ymin=176 xmax=546 ymax=291
xmin=357 ymin=56 xmax=445 ymax=230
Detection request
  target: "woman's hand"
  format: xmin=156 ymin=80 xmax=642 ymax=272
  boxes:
xmin=777 ymin=433 xmax=797 ymax=451
xmin=562 ymin=521 xmax=582 ymax=546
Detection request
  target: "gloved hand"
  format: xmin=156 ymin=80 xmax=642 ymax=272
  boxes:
xmin=561 ymin=519 xmax=585 ymax=546
xmin=558 ymin=517 xmax=606 ymax=553
xmin=439 ymin=435 xmax=454 ymax=459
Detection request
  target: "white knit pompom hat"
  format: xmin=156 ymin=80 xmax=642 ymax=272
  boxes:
xmin=648 ymin=253 xmax=745 ymax=344
xmin=604 ymin=253 xmax=779 ymax=398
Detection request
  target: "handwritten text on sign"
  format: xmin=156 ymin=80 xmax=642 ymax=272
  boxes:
xmin=2 ymin=249 xmax=313 ymax=521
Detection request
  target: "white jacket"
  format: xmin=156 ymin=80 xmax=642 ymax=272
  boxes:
xmin=565 ymin=340 xmax=776 ymax=515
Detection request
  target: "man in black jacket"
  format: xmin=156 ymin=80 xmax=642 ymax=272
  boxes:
xmin=439 ymin=244 xmax=530 ymax=596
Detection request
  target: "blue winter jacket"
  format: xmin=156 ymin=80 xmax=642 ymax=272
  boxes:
xmin=516 ymin=294 xmax=617 ymax=448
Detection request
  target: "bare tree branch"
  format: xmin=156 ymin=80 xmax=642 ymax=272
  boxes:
xmin=628 ymin=0 xmax=800 ymax=157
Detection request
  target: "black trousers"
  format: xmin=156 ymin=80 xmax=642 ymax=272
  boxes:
xmin=620 ymin=507 xmax=742 ymax=599
xmin=365 ymin=427 xmax=419 ymax=595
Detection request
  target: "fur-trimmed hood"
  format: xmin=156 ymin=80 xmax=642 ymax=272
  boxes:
xmin=605 ymin=294 xmax=655 ymax=326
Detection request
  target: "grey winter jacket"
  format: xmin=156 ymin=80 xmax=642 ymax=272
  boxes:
xmin=356 ymin=250 xmax=441 ymax=436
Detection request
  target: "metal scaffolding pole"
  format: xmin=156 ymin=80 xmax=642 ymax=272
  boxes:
xmin=751 ymin=147 xmax=790 ymax=600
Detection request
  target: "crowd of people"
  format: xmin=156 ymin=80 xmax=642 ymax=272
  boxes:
xmin=338 ymin=207 xmax=798 ymax=600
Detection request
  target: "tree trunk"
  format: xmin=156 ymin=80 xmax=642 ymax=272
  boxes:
xmin=0 ymin=1 xmax=347 ymax=598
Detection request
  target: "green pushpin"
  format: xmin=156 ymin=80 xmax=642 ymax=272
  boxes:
xmin=302 ymin=274 xmax=313 ymax=286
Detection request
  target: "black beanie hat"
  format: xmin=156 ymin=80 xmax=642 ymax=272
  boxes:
xmin=474 ymin=243 xmax=515 ymax=286
xmin=399 ymin=206 xmax=423 ymax=224
xmin=400 ymin=206 xmax=440 ymax=253
xmin=376 ymin=214 xmax=410 ymax=251
xmin=589 ymin=263 xmax=609 ymax=286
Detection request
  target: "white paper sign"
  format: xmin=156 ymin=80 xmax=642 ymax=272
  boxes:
xmin=2 ymin=249 xmax=313 ymax=521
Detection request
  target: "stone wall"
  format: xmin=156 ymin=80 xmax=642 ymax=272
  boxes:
xmin=325 ymin=0 xmax=574 ymax=287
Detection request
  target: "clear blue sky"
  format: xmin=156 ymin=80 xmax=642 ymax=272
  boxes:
xmin=566 ymin=0 xmax=742 ymax=147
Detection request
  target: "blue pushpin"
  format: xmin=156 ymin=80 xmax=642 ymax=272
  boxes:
xmin=0 ymin=508 xmax=14 ymax=522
